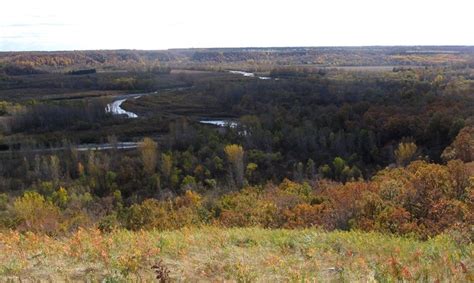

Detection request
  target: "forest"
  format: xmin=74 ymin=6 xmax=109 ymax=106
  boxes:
xmin=0 ymin=47 xmax=472 ymax=281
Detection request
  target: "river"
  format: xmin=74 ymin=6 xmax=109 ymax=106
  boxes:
xmin=105 ymin=72 xmax=272 ymax=119
xmin=0 ymin=142 xmax=140 ymax=154
xmin=105 ymin=91 xmax=156 ymax=118
xmin=105 ymin=98 xmax=140 ymax=118
xmin=199 ymin=120 xmax=238 ymax=128
xmin=229 ymin=70 xmax=271 ymax=80
xmin=3 ymin=86 xmax=239 ymax=154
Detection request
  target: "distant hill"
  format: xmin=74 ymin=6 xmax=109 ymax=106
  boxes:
xmin=1 ymin=46 xmax=473 ymax=72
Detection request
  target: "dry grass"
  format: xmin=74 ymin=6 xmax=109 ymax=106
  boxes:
xmin=0 ymin=227 xmax=472 ymax=282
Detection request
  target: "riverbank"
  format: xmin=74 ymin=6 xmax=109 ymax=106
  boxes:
xmin=0 ymin=227 xmax=471 ymax=281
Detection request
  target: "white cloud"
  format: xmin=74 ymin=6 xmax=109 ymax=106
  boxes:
xmin=0 ymin=0 xmax=473 ymax=51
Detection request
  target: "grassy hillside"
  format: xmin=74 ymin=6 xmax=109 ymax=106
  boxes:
xmin=0 ymin=47 xmax=473 ymax=282
xmin=0 ymin=227 xmax=472 ymax=281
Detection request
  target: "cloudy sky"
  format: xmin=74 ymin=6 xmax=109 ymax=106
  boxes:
xmin=0 ymin=0 xmax=473 ymax=51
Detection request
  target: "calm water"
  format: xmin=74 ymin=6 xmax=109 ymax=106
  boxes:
xmin=229 ymin=70 xmax=272 ymax=80
xmin=199 ymin=120 xmax=238 ymax=128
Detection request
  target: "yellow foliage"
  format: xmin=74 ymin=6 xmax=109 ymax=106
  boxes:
xmin=395 ymin=142 xmax=417 ymax=166
xmin=77 ymin=162 xmax=85 ymax=176
xmin=124 ymin=191 xmax=203 ymax=231
xmin=224 ymin=144 xmax=245 ymax=186
xmin=161 ymin=153 xmax=173 ymax=179
xmin=13 ymin=191 xmax=60 ymax=234
xmin=442 ymin=126 xmax=474 ymax=162
xmin=224 ymin=144 xmax=244 ymax=163
xmin=139 ymin=137 xmax=158 ymax=175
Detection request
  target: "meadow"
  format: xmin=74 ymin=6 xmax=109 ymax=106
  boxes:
xmin=0 ymin=227 xmax=472 ymax=282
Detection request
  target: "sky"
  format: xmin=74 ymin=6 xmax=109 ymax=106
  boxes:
xmin=0 ymin=0 xmax=473 ymax=51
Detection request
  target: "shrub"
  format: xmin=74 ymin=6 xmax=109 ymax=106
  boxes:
xmin=122 ymin=191 xmax=203 ymax=231
xmin=12 ymin=191 xmax=61 ymax=234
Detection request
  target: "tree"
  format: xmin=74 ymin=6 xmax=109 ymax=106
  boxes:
xmin=139 ymin=137 xmax=158 ymax=175
xmin=52 ymin=187 xmax=68 ymax=208
xmin=224 ymin=144 xmax=245 ymax=187
xmin=50 ymin=155 xmax=61 ymax=182
xmin=332 ymin=157 xmax=346 ymax=181
xmin=181 ymin=175 xmax=197 ymax=190
xmin=306 ymin=159 xmax=316 ymax=180
xmin=441 ymin=126 xmax=473 ymax=162
xmin=293 ymin=162 xmax=304 ymax=182
xmin=395 ymin=142 xmax=417 ymax=166
xmin=161 ymin=153 xmax=173 ymax=181
xmin=246 ymin=163 xmax=258 ymax=180
xmin=319 ymin=164 xmax=332 ymax=179
xmin=13 ymin=191 xmax=60 ymax=234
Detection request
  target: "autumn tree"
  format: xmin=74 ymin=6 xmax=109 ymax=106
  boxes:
xmin=50 ymin=155 xmax=61 ymax=183
xmin=161 ymin=153 xmax=173 ymax=181
xmin=139 ymin=137 xmax=158 ymax=175
xmin=224 ymin=144 xmax=245 ymax=187
xmin=441 ymin=126 xmax=473 ymax=162
xmin=395 ymin=142 xmax=417 ymax=166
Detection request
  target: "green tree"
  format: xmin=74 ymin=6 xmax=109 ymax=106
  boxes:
xmin=319 ymin=164 xmax=332 ymax=179
xmin=181 ymin=175 xmax=197 ymax=190
xmin=52 ymin=187 xmax=68 ymax=208
xmin=333 ymin=157 xmax=346 ymax=181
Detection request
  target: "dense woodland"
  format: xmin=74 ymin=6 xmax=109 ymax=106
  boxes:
xmin=0 ymin=47 xmax=472 ymax=242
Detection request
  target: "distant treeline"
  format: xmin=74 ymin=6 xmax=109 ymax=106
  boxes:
xmin=0 ymin=64 xmax=46 ymax=76
xmin=1 ymin=46 xmax=474 ymax=73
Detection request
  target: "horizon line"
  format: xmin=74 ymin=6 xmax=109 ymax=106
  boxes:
xmin=2 ymin=44 xmax=474 ymax=53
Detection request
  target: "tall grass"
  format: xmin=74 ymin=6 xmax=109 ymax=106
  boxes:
xmin=0 ymin=227 xmax=472 ymax=281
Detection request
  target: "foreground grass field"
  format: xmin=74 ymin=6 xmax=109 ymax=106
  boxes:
xmin=0 ymin=227 xmax=472 ymax=282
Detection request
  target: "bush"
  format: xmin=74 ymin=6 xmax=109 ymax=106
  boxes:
xmin=122 ymin=190 xmax=203 ymax=231
xmin=12 ymin=191 xmax=61 ymax=234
